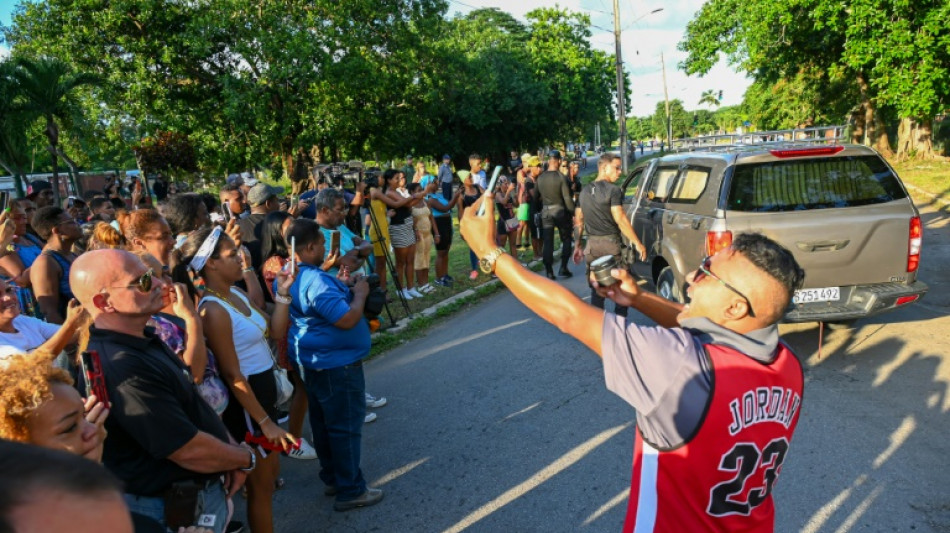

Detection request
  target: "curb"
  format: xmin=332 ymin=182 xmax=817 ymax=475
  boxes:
xmin=905 ymin=183 xmax=950 ymax=208
xmin=373 ymin=255 xmax=550 ymax=337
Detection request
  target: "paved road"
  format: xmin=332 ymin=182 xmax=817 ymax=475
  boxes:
xmin=265 ymin=197 xmax=949 ymax=532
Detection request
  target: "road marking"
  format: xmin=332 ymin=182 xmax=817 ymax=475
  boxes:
xmin=441 ymin=423 xmax=631 ymax=533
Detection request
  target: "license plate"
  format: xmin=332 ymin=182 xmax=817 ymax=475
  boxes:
xmin=793 ymin=287 xmax=840 ymax=304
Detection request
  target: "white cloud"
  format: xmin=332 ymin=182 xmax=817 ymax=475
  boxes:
xmin=448 ymin=0 xmax=751 ymax=117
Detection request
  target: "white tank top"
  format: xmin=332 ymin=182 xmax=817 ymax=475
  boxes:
xmin=199 ymin=289 xmax=273 ymax=376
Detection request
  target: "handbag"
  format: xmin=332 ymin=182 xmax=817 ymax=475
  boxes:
xmin=505 ymin=217 xmax=520 ymax=231
xmin=272 ymin=365 xmax=294 ymax=406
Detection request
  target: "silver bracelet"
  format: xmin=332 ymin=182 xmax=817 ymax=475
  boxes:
xmin=274 ymin=293 xmax=292 ymax=305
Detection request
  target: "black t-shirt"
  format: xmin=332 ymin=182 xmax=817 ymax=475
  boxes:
xmin=237 ymin=213 xmax=267 ymax=270
xmin=579 ymin=180 xmax=623 ymax=236
xmin=88 ymin=326 xmax=232 ymax=496
xmin=536 ymin=170 xmax=575 ymax=211
xmin=152 ymin=180 xmax=168 ymax=201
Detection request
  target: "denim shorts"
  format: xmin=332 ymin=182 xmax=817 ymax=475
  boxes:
xmin=124 ymin=480 xmax=229 ymax=533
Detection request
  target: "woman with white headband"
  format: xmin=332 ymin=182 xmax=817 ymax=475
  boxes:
xmin=172 ymin=225 xmax=295 ymax=533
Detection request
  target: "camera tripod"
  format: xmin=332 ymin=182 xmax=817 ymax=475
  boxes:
xmin=367 ymin=200 xmax=412 ymax=321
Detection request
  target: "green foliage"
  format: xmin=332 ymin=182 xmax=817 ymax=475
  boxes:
xmin=677 ymin=0 xmax=950 ymax=156
xmin=132 ymin=130 xmax=197 ymax=177
xmin=3 ymin=1 xmax=620 ymax=172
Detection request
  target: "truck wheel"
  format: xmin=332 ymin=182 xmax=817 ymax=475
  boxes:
xmin=656 ymin=266 xmax=682 ymax=303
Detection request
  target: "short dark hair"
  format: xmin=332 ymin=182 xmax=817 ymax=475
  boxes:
xmin=31 ymin=206 xmax=66 ymax=240
xmin=732 ymin=233 xmax=805 ymax=298
xmin=109 ymin=197 xmax=126 ymax=209
xmin=286 ymin=218 xmax=323 ymax=253
xmin=221 ymin=183 xmax=242 ymax=195
xmin=468 ymin=153 xmax=481 ymax=161
xmin=161 ymin=193 xmax=206 ymax=235
xmin=0 ymin=440 xmax=123 ymax=531
xmin=598 ymin=153 xmax=619 ymax=169
xmin=89 ymin=197 xmax=112 ymax=212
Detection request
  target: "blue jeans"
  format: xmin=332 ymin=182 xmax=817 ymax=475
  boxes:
xmin=302 ymin=362 xmax=368 ymax=501
xmin=124 ymin=481 xmax=229 ymax=533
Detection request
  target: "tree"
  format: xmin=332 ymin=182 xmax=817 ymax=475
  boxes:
xmin=699 ymin=89 xmax=720 ymax=109
xmin=12 ymin=57 xmax=99 ymax=201
xmin=0 ymin=59 xmax=31 ymax=196
xmin=678 ymin=0 xmax=950 ymax=159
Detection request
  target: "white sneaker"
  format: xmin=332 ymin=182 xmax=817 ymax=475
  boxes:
xmin=419 ymin=284 xmax=435 ymax=293
xmin=287 ymin=437 xmax=317 ymax=460
xmin=407 ymin=287 xmax=424 ymax=298
xmin=364 ymin=412 xmax=377 ymax=424
xmin=365 ymin=393 xmax=387 ymax=409
xmin=400 ymin=289 xmax=414 ymax=300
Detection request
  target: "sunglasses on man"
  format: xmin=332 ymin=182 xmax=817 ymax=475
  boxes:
xmin=105 ymin=269 xmax=155 ymax=294
xmin=694 ymin=257 xmax=756 ymax=317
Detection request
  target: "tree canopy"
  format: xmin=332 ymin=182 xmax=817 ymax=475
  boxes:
xmin=2 ymin=1 xmax=620 ymax=177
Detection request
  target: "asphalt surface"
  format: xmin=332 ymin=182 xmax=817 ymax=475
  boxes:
xmin=259 ymin=168 xmax=950 ymax=532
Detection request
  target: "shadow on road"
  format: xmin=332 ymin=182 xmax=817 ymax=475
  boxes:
xmin=778 ymin=315 xmax=950 ymax=532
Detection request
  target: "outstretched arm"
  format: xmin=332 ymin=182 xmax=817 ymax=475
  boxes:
xmin=460 ymin=193 xmax=605 ymax=355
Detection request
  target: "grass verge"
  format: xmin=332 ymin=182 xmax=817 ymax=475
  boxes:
xmin=890 ymin=159 xmax=950 ymax=201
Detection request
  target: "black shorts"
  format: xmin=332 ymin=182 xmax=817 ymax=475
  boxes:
xmin=222 ymin=370 xmax=278 ymax=444
xmin=434 ymin=216 xmax=453 ymax=251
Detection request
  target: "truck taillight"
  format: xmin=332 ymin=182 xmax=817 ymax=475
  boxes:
xmin=908 ymin=216 xmax=921 ymax=272
xmin=706 ymin=230 xmax=733 ymax=256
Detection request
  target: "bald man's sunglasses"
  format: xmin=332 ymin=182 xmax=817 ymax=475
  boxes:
xmin=107 ymin=269 xmax=154 ymax=294
xmin=694 ymin=257 xmax=755 ymax=317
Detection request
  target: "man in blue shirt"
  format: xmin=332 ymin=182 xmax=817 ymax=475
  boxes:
xmin=314 ymin=188 xmax=372 ymax=278
xmin=285 ymin=218 xmax=383 ymax=511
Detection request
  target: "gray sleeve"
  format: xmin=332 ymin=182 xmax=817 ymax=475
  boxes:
xmin=601 ymin=313 xmax=708 ymax=417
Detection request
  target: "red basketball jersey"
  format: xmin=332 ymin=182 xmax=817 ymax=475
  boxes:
xmin=623 ymin=341 xmax=804 ymax=533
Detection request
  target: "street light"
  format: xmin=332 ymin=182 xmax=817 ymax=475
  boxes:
xmin=613 ymin=5 xmax=663 ymax=174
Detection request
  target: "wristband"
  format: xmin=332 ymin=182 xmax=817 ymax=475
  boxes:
xmin=242 ymin=267 xmax=255 ymax=274
xmin=274 ymin=293 xmax=292 ymax=305
xmin=257 ymin=414 xmax=270 ymax=426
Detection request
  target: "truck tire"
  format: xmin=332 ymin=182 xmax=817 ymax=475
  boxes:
xmin=656 ymin=266 xmax=683 ymax=303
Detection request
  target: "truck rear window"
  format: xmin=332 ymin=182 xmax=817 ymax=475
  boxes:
xmin=727 ymin=155 xmax=907 ymax=212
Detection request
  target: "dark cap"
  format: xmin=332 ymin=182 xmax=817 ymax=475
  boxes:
xmin=548 ymin=150 xmax=562 ymax=159
xmin=26 ymin=180 xmax=52 ymax=197
xmin=247 ymin=183 xmax=284 ymax=206
xmin=442 ymin=154 xmax=451 ymax=160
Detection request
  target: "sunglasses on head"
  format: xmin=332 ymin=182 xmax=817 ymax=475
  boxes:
xmin=694 ymin=256 xmax=756 ymax=317
xmin=107 ymin=268 xmax=154 ymax=294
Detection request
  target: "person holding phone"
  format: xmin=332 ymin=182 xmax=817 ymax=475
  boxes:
xmin=284 ymin=219 xmax=384 ymax=511
xmin=182 ymin=227 xmax=296 ymax=533
xmin=0 ymin=354 xmax=108 ymax=462
xmin=73 ymin=249 xmax=255 ymax=533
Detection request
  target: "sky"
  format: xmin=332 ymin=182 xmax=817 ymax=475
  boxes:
xmin=0 ymin=0 xmax=751 ymax=118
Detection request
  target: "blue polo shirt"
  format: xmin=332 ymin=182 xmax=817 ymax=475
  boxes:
xmin=287 ymin=263 xmax=371 ymax=370
xmin=427 ymin=193 xmax=452 ymax=218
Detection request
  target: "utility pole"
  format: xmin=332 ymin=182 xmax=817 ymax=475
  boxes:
xmin=612 ymin=0 xmax=629 ymax=174
xmin=661 ymin=51 xmax=672 ymax=149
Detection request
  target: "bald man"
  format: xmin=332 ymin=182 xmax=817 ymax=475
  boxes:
xmin=460 ymin=198 xmax=806 ymax=533
xmin=72 ymin=249 xmax=255 ymax=532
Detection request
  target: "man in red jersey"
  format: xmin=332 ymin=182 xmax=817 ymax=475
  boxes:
xmin=460 ymin=193 xmax=806 ymax=532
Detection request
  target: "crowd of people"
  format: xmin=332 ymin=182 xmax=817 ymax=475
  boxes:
xmin=0 ymin=149 xmax=593 ymax=533
xmin=0 ymin=142 xmax=813 ymax=532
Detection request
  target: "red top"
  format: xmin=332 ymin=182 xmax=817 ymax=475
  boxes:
xmin=624 ymin=341 xmax=803 ymax=533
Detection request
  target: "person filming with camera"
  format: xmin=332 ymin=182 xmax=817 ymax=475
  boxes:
xmin=284 ymin=218 xmax=384 ymax=512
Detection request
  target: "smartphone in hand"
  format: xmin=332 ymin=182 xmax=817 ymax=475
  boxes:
xmin=477 ymin=166 xmax=503 ymax=216
xmin=329 ymin=230 xmax=341 ymax=257
xmin=0 ymin=192 xmax=9 ymax=212
xmin=221 ymin=201 xmax=232 ymax=222
xmin=80 ymin=350 xmax=110 ymax=409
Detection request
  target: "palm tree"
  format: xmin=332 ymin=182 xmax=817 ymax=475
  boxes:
xmin=698 ymin=89 xmax=721 ymax=109
xmin=0 ymin=60 xmax=31 ymax=197
xmin=13 ymin=57 xmax=99 ymax=202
